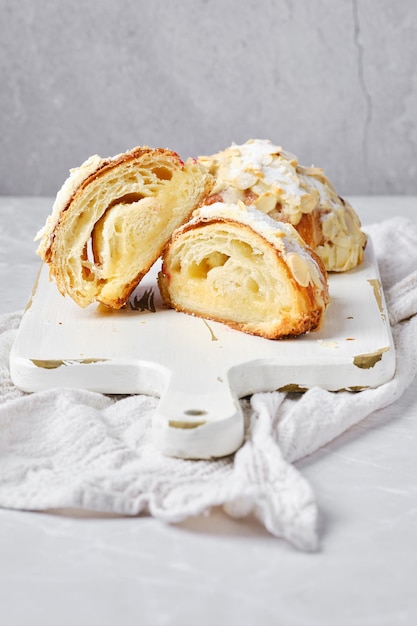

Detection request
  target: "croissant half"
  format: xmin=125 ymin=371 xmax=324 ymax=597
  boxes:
xmin=36 ymin=146 xmax=212 ymax=308
xmin=158 ymin=202 xmax=330 ymax=339
xmin=198 ymin=139 xmax=367 ymax=272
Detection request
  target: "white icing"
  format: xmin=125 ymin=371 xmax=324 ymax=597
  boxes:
xmin=203 ymin=140 xmax=307 ymax=210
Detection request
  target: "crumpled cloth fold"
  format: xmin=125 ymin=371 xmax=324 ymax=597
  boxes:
xmin=1 ymin=217 xmax=417 ymax=551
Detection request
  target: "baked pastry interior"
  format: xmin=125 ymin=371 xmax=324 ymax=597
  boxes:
xmin=36 ymin=147 xmax=212 ymax=308
xmin=198 ymin=139 xmax=367 ymax=272
xmin=158 ymin=201 xmax=329 ymax=339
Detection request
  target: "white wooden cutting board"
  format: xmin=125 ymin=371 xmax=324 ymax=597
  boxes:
xmin=10 ymin=238 xmax=395 ymax=459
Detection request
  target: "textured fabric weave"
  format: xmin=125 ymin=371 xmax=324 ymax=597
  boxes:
xmin=1 ymin=217 xmax=416 ymax=551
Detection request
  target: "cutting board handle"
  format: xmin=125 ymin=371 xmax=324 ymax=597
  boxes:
xmin=152 ymin=371 xmax=244 ymax=459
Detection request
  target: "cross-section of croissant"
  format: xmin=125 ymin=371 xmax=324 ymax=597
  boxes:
xmin=158 ymin=202 xmax=330 ymax=339
xmin=36 ymin=146 xmax=212 ymax=308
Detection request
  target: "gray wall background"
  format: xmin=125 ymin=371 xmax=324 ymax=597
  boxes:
xmin=0 ymin=0 xmax=416 ymax=197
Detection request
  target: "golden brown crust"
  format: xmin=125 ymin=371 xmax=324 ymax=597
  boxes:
xmin=259 ymin=205 xmax=325 ymax=251
xmin=295 ymin=210 xmax=325 ymax=249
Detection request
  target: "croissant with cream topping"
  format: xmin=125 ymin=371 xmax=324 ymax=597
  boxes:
xmin=158 ymin=201 xmax=330 ymax=339
xmin=36 ymin=146 xmax=213 ymax=308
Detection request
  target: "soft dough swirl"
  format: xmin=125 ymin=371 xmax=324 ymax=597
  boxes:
xmin=36 ymin=146 xmax=212 ymax=308
xmin=158 ymin=201 xmax=330 ymax=339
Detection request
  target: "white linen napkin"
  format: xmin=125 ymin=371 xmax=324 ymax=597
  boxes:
xmin=1 ymin=216 xmax=417 ymax=551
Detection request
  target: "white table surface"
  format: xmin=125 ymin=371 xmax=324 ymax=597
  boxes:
xmin=1 ymin=196 xmax=416 ymax=626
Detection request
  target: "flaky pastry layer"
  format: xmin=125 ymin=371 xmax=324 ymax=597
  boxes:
xmin=36 ymin=146 xmax=213 ymax=308
xmin=158 ymin=202 xmax=329 ymax=339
